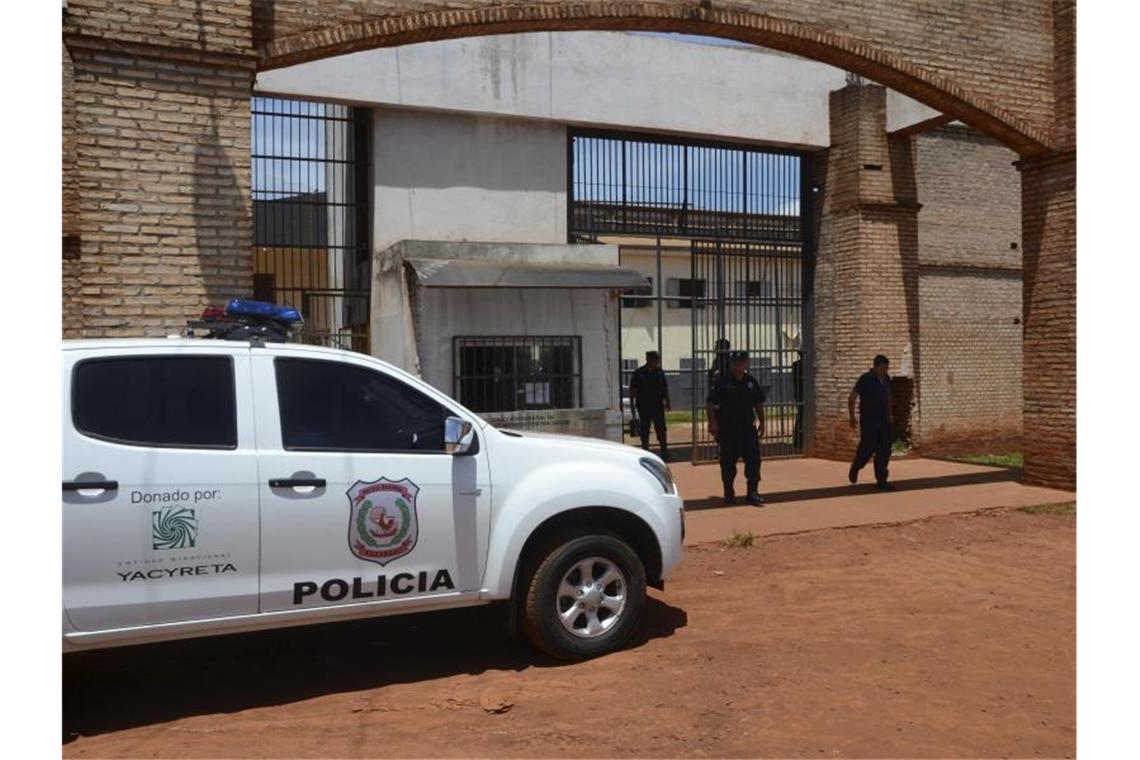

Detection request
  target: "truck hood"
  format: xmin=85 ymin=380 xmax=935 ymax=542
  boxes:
xmin=493 ymin=428 xmax=650 ymax=460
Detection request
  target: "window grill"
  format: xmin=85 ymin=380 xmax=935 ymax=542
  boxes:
xmin=251 ymin=97 xmax=371 ymax=352
xmin=621 ymin=277 xmax=653 ymax=309
xmin=570 ymin=128 xmax=801 ymax=242
xmin=453 ymin=336 xmax=583 ymax=414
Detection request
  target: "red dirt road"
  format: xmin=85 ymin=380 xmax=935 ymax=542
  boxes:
xmin=64 ymin=508 xmax=1074 ymax=758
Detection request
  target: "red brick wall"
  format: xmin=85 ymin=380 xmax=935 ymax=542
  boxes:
xmin=1020 ymin=152 xmax=1075 ymax=489
xmin=63 ymin=43 xmax=84 ymax=336
xmin=60 ymin=0 xmax=1076 ymax=488
xmin=811 ymin=84 xmax=920 ymax=460
xmin=63 ymin=40 xmax=255 ymax=336
xmin=1019 ymin=2 xmax=1075 ymax=489
xmin=913 ymin=125 xmax=1023 ymax=454
xmin=65 ymin=0 xmax=253 ymax=55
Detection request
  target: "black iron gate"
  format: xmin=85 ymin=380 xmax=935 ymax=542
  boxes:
xmin=568 ymin=128 xmax=810 ymax=463
xmin=251 ymin=96 xmax=371 ymax=352
xmin=690 ymin=240 xmax=806 ymax=462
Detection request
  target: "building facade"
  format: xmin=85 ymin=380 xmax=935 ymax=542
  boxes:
xmin=62 ymin=2 xmax=1074 ymax=485
xmin=248 ymin=32 xmax=1022 ymax=454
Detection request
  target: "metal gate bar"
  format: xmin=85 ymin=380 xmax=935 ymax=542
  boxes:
xmin=690 ymin=240 xmax=805 ymax=462
xmin=251 ymin=96 xmax=371 ymax=350
xmin=568 ymin=129 xmax=807 ymax=463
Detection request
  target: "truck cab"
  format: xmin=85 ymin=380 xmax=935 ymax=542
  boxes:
xmin=63 ymin=337 xmax=683 ymax=660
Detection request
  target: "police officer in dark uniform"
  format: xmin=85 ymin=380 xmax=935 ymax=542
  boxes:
xmin=707 ymin=338 xmax=731 ymax=391
xmin=707 ymin=350 xmax=766 ymax=506
xmin=629 ymin=350 xmax=671 ymax=461
xmin=848 ymin=354 xmax=896 ymax=490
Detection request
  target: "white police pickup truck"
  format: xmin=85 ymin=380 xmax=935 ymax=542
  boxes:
xmin=63 ymin=316 xmax=683 ymax=660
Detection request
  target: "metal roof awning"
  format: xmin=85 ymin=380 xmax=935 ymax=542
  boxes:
xmin=404 ymin=258 xmax=649 ymax=290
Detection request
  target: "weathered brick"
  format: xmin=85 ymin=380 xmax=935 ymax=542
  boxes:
xmin=61 ymin=0 xmax=1076 ymax=488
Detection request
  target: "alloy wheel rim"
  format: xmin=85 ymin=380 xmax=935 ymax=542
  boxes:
xmin=555 ymin=556 xmax=627 ymax=638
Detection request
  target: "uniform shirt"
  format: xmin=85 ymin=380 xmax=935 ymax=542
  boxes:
xmin=707 ymin=372 xmax=765 ymax=431
xmin=854 ymin=370 xmax=892 ymax=428
xmin=630 ymin=365 xmax=670 ymax=410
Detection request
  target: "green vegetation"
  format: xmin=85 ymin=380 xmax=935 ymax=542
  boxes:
xmin=1017 ymin=502 xmax=1076 ymax=516
xmin=723 ymin=529 xmax=756 ymax=549
xmin=661 ymin=409 xmax=799 ymax=425
xmin=892 ymin=438 xmax=911 ymax=455
xmin=950 ymin=452 xmax=1024 ymax=468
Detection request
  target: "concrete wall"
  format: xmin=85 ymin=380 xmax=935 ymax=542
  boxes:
xmin=373 ymin=108 xmax=567 ymax=253
xmin=372 ymin=240 xmax=624 ymax=440
xmin=419 ymin=287 xmax=620 ymax=410
xmin=259 ymin=31 xmax=936 ymax=151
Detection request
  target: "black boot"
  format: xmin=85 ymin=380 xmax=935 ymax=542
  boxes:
xmin=746 ymin=490 xmax=764 ymax=507
xmin=722 ymin=485 xmax=736 ymax=506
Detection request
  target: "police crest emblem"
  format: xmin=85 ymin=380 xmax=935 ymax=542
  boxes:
xmin=346 ymin=478 xmax=420 ymax=565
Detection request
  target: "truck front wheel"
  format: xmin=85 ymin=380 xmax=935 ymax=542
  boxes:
xmin=521 ymin=532 xmax=647 ymax=660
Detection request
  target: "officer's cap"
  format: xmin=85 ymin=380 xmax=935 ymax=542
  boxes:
xmin=729 ymin=350 xmax=749 ymax=362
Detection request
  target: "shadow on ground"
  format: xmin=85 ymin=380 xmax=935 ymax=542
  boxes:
xmin=682 ymin=466 xmax=1022 ymax=511
xmin=63 ymin=596 xmax=686 ymax=742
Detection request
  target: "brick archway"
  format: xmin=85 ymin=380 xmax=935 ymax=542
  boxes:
xmin=62 ymin=1 xmax=1075 ymax=489
xmin=255 ymin=1 xmax=1056 ymax=156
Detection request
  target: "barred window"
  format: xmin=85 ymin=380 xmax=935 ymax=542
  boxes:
xmin=454 ymin=337 xmax=582 ymax=413
xmin=666 ymin=278 xmax=706 ymax=309
xmin=621 ymin=277 xmax=653 ymax=309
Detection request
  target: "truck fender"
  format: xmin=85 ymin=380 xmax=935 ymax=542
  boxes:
xmin=480 ymin=459 xmax=668 ymax=599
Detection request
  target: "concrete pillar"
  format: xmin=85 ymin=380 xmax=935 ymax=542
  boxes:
xmin=810 ymin=83 xmax=921 ymax=459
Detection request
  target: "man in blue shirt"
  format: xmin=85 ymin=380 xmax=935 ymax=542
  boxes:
xmin=847 ymin=354 xmax=896 ymax=490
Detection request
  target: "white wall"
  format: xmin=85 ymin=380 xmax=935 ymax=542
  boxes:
xmin=258 ymin=31 xmax=941 ymax=150
xmin=419 ymin=288 xmax=619 ymax=413
xmin=373 ymin=108 xmax=567 ymax=253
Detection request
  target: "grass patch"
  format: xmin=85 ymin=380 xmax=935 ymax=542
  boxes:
xmin=892 ymin=439 xmax=911 ymax=455
xmin=661 ymin=409 xmax=801 ymax=425
xmin=723 ymin=529 xmax=756 ymax=549
xmin=950 ymin=452 xmax=1024 ymax=468
xmin=1017 ymin=501 xmax=1075 ymax=516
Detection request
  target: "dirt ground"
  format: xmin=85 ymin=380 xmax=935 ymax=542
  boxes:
xmin=63 ymin=508 xmax=1074 ymax=758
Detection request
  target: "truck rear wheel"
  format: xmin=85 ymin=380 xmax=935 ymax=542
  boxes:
xmin=521 ymin=532 xmax=647 ymax=660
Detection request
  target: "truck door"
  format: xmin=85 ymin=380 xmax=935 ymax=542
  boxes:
xmin=62 ymin=346 xmax=260 ymax=631
xmin=253 ymin=348 xmax=491 ymax=614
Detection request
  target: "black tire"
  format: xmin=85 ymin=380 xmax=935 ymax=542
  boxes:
xmin=521 ymin=531 xmax=647 ymax=661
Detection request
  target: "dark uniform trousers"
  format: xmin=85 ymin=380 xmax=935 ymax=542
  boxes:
xmin=637 ymin=404 xmax=668 ymax=460
xmin=718 ymin=426 xmax=760 ymax=496
xmin=852 ymin=422 xmax=892 ymax=484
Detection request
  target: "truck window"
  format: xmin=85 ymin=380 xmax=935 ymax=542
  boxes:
xmin=275 ymin=358 xmax=452 ymax=452
xmin=72 ymin=356 xmax=237 ymax=448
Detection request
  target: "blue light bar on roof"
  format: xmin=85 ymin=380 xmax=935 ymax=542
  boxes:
xmin=225 ymin=298 xmax=304 ymax=324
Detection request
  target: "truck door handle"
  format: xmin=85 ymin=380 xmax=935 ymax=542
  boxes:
xmin=459 ymin=488 xmax=482 ymax=496
xmin=269 ymin=477 xmax=326 ymax=488
xmin=63 ymin=479 xmax=118 ymax=492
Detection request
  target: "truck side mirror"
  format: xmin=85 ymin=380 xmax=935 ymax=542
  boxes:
xmin=444 ymin=416 xmax=475 ymax=455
